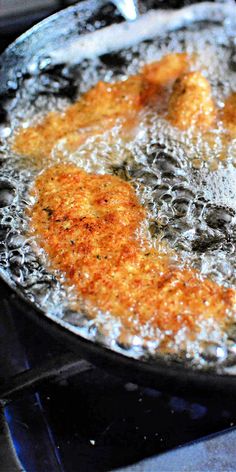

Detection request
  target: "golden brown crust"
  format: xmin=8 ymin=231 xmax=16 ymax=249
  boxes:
xmin=168 ymin=71 xmax=216 ymax=130
xmin=12 ymin=53 xmax=191 ymax=158
xmin=13 ymin=76 xmax=143 ymax=159
xmin=13 ymin=53 xmax=236 ymax=159
xmin=142 ymin=52 xmax=189 ymax=87
xmin=30 ymin=163 xmax=235 ymax=338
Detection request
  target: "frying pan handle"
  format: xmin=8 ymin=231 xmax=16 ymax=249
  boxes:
xmin=0 ymin=352 xmax=94 ymax=404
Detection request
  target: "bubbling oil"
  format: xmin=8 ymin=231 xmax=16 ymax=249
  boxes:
xmin=1 ymin=13 xmax=236 ymax=368
xmin=52 ymin=24 xmax=236 ymax=290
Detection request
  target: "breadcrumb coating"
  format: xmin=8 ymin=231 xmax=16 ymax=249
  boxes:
xmin=142 ymin=52 xmax=189 ymax=87
xmin=168 ymin=71 xmax=216 ymax=130
xmin=13 ymin=53 xmax=189 ymax=158
xmin=13 ymin=52 xmax=236 ymax=159
xmin=30 ymin=164 xmax=235 ymax=339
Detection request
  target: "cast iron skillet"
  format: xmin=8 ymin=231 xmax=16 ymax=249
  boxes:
xmin=1 ymin=0 xmax=236 ymax=397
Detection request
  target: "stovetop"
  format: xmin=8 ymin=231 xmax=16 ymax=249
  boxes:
xmin=1 ymin=1 xmax=236 ymax=471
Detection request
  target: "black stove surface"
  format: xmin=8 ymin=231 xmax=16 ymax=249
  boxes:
xmin=1 ymin=1 xmax=236 ymax=471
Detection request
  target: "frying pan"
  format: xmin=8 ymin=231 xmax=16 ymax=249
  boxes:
xmin=1 ymin=0 xmax=236 ymax=398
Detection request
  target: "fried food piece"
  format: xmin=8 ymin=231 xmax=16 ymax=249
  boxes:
xmin=221 ymin=92 xmax=236 ymax=135
xmin=13 ymin=76 xmax=143 ymax=159
xmin=13 ymin=53 xmax=191 ymax=159
xmin=140 ymin=53 xmax=190 ymax=107
xmin=142 ymin=53 xmax=189 ymax=88
xmin=30 ymin=163 xmax=235 ymax=339
xmin=168 ymin=71 xmax=216 ymax=130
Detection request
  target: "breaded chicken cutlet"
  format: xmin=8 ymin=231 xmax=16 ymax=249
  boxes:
xmin=13 ymin=53 xmax=190 ymax=158
xmin=13 ymin=52 xmax=236 ymax=161
xmin=30 ymin=164 xmax=235 ymax=341
xmin=168 ymin=71 xmax=216 ymax=130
